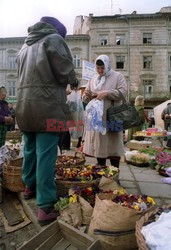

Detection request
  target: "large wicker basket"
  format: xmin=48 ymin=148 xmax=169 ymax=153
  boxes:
xmin=57 ymin=152 xmax=85 ymax=168
xmin=135 ymin=205 xmax=171 ymax=250
xmin=56 ymin=178 xmax=99 ymax=197
xmin=10 ymin=157 xmax=23 ymax=167
xmin=3 ymin=158 xmax=25 ymax=192
xmin=6 ymin=131 xmax=23 ymax=142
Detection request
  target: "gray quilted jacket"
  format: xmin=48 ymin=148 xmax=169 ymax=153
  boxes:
xmin=16 ymin=22 xmax=77 ymax=132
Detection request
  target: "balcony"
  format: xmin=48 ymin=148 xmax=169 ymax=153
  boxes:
xmin=129 ymin=91 xmax=171 ymax=102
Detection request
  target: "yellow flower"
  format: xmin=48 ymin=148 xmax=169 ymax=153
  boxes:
xmin=97 ymin=171 xmax=105 ymax=175
xmin=147 ymin=196 xmax=155 ymax=205
xmin=87 ymin=165 xmax=93 ymax=170
xmin=138 ymin=197 xmax=142 ymax=203
xmin=87 ymin=187 xmax=93 ymax=192
xmin=118 ymin=189 xmax=126 ymax=195
xmin=114 ymin=187 xmax=126 ymax=195
xmin=108 ymin=171 xmax=114 ymax=176
xmin=69 ymin=194 xmax=77 ymax=203
xmin=133 ymin=204 xmax=140 ymax=211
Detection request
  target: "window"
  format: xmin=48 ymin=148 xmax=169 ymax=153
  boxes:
xmin=116 ymin=56 xmax=125 ymax=69
xmin=116 ymin=34 xmax=126 ymax=45
xmin=143 ymin=80 xmax=154 ymax=94
xmin=7 ymin=54 xmax=16 ymax=69
xmin=169 ymin=32 xmax=171 ymax=45
xmin=0 ymin=49 xmax=3 ymax=69
xmin=145 ymin=85 xmax=153 ymax=94
xmin=169 ymin=80 xmax=171 ymax=93
xmin=73 ymin=54 xmax=81 ymax=68
xmin=143 ymin=56 xmax=152 ymax=69
xmin=8 ymin=81 xmax=15 ymax=96
xmin=169 ymin=55 xmax=171 ymax=69
xmin=143 ymin=33 xmax=152 ymax=44
xmin=99 ymin=35 xmax=108 ymax=46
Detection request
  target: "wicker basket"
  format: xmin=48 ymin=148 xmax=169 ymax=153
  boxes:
xmin=56 ymin=178 xmax=99 ymax=197
xmin=135 ymin=205 xmax=171 ymax=250
xmin=3 ymin=160 xmax=25 ymax=192
xmin=57 ymin=152 xmax=85 ymax=168
xmin=126 ymin=161 xmax=149 ymax=167
xmin=10 ymin=157 xmax=23 ymax=167
xmin=6 ymin=131 xmax=23 ymax=141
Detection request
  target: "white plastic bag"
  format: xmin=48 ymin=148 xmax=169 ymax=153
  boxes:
xmin=0 ymin=145 xmax=10 ymax=174
xmin=85 ymin=99 xmax=106 ymax=135
xmin=141 ymin=211 xmax=171 ymax=250
xmin=67 ymin=90 xmax=84 ymax=113
xmin=67 ymin=90 xmax=84 ymax=138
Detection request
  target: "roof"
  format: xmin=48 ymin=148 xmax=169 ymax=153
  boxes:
xmin=91 ymin=12 xmax=171 ymax=21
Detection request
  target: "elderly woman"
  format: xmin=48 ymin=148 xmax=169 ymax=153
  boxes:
xmin=128 ymin=95 xmax=146 ymax=141
xmin=0 ymin=87 xmax=13 ymax=147
xmin=82 ymin=55 xmax=127 ymax=168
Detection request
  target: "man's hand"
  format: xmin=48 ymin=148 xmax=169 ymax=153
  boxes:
xmin=96 ymin=91 xmax=108 ymax=101
xmin=84 ymin=89 xmax=92 ymax=99
xmin=71 ymin=78 xmax=79 ymax=88
xmin=4 ymin=116 xmax=13 ymax=125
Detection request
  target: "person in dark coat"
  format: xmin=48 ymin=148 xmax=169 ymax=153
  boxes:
xmin=16 ymin=16 xmax=78 ymax=226
xmin=128 ymin=95 xmax=146 ymax=141
xmin=7 ymin=103 xmax=15 ymax=131
xmin=0 ymin=87 xmax=13 ymax=147
xmin=161 ymin=102 xmax=171 ymax=132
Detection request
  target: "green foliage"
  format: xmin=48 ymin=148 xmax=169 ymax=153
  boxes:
xmin=54 ymin=197 xmax=69 ymax=211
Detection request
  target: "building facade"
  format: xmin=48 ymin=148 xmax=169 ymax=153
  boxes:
xmin=0 ymin=7 xmax=171 ymax=109
xmin=74 ymin=6 xmax=171 ymax=108
xmin=0 ymin=35 xmax=89 ymax=104
xmin=0 ymin=37 xmax=25 ymax=104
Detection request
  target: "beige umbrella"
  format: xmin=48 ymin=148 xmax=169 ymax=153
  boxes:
xmin=153 ymin=99 xmax=171 ymax=130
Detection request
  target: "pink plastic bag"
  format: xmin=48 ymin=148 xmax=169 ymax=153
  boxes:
xmin=166 ymin=167 xmax=171 ymax=177
xmin=162 ymin=177 xmax=171 ymax=185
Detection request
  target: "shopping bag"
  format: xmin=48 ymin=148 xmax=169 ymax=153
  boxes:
xmin=107 ymin=90 xmax=141 ymax=132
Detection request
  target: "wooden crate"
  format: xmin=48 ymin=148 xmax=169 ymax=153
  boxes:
xmin=18 ymin=220 xmax=101 ymax=250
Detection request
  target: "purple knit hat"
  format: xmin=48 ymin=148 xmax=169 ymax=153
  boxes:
xmin=40 ymin=16 xmax=67 ymax=38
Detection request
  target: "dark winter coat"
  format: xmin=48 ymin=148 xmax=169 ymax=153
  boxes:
xmin=16 ymin=22 xmax=77 ymax=132
xmin=0 ymin=101 xmax=11 ymax=123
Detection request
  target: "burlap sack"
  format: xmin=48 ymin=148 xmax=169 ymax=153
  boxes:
xmin=78 ymin=196 xmax=93 ymax=225
xmin=98 ymin=176 xmax=126 ymax=193
xmin=59 ymin=202 xmax=82 ymax=227
xmin=88 ymin=194 xmax=146 ymax=250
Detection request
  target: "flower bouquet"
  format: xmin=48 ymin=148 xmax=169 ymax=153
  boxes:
xmin=55 ymin=165 xmax=119 ymax=197
xmin=56 ymin=152 xmax=85 ymax=168
xmin=88 ymin=192 xmax=155 ymax=250
xmin=139 ymin=147 xmax=162 ymax=156
xmin=56 ymin=165 xmax=119 ymax=182
xmin=129 ymin=153 xmax=150 ymax=167
xmin=155 ymin=151 xmax=171 ymax=176
xmin=54 ymin=194 xmax=82 ymax=227
xmin=112 ymin=194 xmax=155 ymax=212
xmin=71 ymin=185 xmax=101 ymax=207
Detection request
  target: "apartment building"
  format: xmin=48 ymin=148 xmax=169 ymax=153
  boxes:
xmin=0 ymin=35 xmax=89 ymax=104
xmin=0 ymin=6 xmax=171 ymax=108
xmin=74 ymin=6 xmax=171 ymax=108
